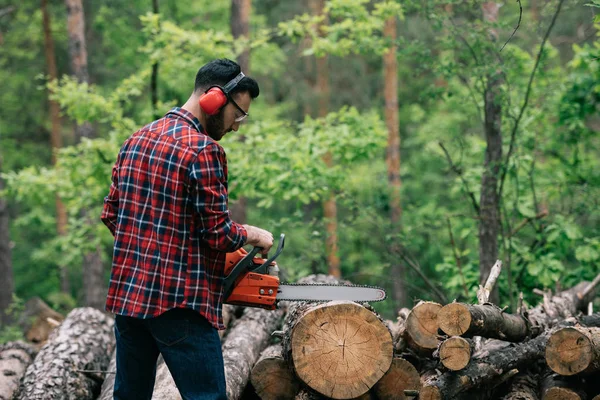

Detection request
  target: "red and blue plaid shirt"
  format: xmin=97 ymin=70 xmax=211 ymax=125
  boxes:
xmin=101 ymin=107 xmax=247 ymax=329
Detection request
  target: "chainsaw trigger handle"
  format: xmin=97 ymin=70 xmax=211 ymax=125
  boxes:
xmin=252 ymin=234 xmax=285 ymax=274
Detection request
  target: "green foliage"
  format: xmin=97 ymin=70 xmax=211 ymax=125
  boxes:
xmin=0 ymin=295 xmax=25 ymax=344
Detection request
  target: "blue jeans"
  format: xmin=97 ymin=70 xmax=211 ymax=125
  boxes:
xmin=113 ymin=308 xmax=226 ymax=400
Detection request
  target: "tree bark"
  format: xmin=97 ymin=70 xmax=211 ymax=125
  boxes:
xmin=373 ymin=357 xmax=420 ymax=400
xmin=478 ymin=1 xmax=503 ymax=306
xmin=0 ymin=156 xmax=14 ymax=327
xmin=307 ymin=0 xmax=339 ymax=278
xmin=64 ymin=0 xmax=105 ymax=310
xmin=41 ymin=0 xmax=68 ymax=251
xmin=546 ymin=326 xmax=600 ymax=376
xmin=387 ymin=307 xmax=410 ymax=354
xmin=222 ymin=307 xmax=284 ymax=400
xmin=250 ymin=343 xmax=300 ymax=400
xmin=282 ymin=296 xmax=392 ymax=399
xmin=438 ymin=303 xmax=529 ymax=341
xmin=15 ymin=307 xmax=115 ymax=400
xmin=500 ymin=372 xmax=540 ymax=400
xmin=421 ymin=325 xmax=563 ymax=399
xmin=0 ymin=341 xmax=36 ymax=400
xmin=541 ymin=370 xmax=586 ymax=400
xmin=383 ymin=14 xmax=406 ymax=308
xmin=150 ymin=0 xmax=160 ymax=119
xmin=405 ymin=301 xmax=442 ymax=353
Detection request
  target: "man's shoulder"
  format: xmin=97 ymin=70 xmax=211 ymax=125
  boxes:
xmin=141 ymin=116 xmax=217 ymax=156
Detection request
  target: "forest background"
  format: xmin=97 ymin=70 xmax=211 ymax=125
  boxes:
xmin=0 ymin=0 xmax=598 ymax=341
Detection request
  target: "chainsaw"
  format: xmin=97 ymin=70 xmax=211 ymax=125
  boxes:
xmin=223 ymin=234 xmax=386 ymax=310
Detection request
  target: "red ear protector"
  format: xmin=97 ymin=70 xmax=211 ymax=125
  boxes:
xmin=198 ymin=72 xmax=245 ymax=115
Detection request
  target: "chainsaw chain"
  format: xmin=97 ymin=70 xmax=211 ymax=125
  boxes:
xmin=277 ymin=282 xmax=387 ymax=303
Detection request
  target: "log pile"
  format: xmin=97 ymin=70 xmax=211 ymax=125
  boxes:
xmin=4 ymin=270 xmax=600 ymax=400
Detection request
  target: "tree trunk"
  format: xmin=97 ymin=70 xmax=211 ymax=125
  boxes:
xmin=42 ymin=0 xmax=69 ymax=294
xmin=282 ymin=296 xmax=392 ymax=399
xmin=65 ymin=0 xmax=105 ymax=309
xmin=478 ymin=1 xmax=503 ymax=305
xmin=373 ymin=357 xmax=420 ymax=400
xmin=0 ymin=341 xmax=36 ymax=400
xmin=383 ymin=15 xmax=406 ymax=308
xmin=65 ymin=0 xmax=93 ymax=140
xmin=151 ymin=0 xmax=160 ymax=119
xmin=15 ymin=308 xmax=115 ymax=400
xmin=83 ymin=244 xmax=106 ymax=310
xmin=0 ymin=156 xmax=14 ymax=327
xmin=250 ymin=343 xmax=300 ymax=400
xmin=222 ymin=307 xmax=284 ymax=400
xmin=308 ymin=0 xmax=339 ymax=277
xmin=405 ymin=301 xmax=442 ymax=353
xmin=229 ymin=0 xmax=252 ymax=224
xmin=546 ymin=326 xmax=600 ymax=376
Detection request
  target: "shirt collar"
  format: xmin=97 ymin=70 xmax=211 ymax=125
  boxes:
xmin=165 ymin=107 xmax=204 ymax=133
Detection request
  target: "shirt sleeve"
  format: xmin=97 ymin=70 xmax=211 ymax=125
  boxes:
xmin=189 ymin=143 xmax=247 ymax=252
xmin=101 ymin=157 xmax=120 ymax=237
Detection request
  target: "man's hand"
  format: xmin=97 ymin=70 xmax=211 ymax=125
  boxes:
xmin=243 ymin=225 xmax=274 ymax=254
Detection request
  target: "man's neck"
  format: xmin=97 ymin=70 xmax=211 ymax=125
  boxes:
xmin=182 ymin=96 xmax=206 ymax=130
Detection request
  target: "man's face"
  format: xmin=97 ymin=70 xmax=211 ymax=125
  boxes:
xmin=205 ymin=91 xmax=251 ymax=141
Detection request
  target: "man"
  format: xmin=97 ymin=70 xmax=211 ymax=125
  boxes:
xmin=101 ymin=58 xmax=273 ymax=400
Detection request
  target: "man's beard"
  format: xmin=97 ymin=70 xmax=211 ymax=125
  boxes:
xmin=206 ymin=109 xmax=227 ymax=141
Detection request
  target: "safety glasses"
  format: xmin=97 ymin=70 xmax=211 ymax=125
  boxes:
xmin=229 ymin=97 xmax=248 ymax=123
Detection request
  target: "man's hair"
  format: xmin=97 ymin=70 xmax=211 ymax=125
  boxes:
xmin=194 ymin=58 xmax=259 ymax=99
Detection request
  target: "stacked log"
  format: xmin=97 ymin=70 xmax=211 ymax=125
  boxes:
xmin=0 ymin=341 xmax=36 ymax=400
xmin=14 ymin=307 xmax=114 ymax=400
xmin=6 ymin=273 xmax=600 ymax=400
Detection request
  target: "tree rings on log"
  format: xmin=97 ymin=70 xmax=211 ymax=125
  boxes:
xmin=373 ymin=358 xmax=420 ymax=400
xmin=439 ymin=336 xmax=471 ymax=371
xmin=542 ymin=387 xmax=582 ymax=400
xmin=546 ymin=327 xmax=600 ymax=376
xmin=419 ymin=386 xmax=442 ymax=400
xmin=291 ymin=301 xmax=392 ymax=399
xmin=405 ymin=301 xmax=442 ymax=351
xmin=251 ymin=344 xmax=299 ymax=400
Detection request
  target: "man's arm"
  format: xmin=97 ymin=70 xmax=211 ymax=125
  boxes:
xmin=101 ymin=161 xmax=120 ymax=237
xmin=189 ymin=144 xmax=256 ymax=252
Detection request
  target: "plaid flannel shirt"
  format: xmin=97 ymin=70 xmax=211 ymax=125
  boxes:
xmin=101 ymin=107 xmax=247 ymax=329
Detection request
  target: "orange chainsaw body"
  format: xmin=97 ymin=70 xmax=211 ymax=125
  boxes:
xmin=224 ymin=247 xmax=280 ymax=310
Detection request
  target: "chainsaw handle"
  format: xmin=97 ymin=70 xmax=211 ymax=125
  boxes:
xmin=251 ymin=234 xmax=285 ymax=274
xmin=223 ymin=246 xmax=261 ymax=298
xmin=223 ymin=234 xmax=285 ymax=299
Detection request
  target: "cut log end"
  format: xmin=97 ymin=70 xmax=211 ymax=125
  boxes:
xmin=373 ymin=358 xmax=420 ymax=400
xmin=291 ymin=301 xmax=392 ymax=399
xmin=439 ymin=336 xmax=471 ymax=371
xmin=251 ymin=344 xmax=299 ymax=400
xmin=406 ymin=302 xmax=442 ymax=350
xmin=546 ymin=327 xmax=593 ymax=376
xmin=437 ymin=303 xmax=471 ymax=337
xmin=542 ymin=387 xmax=582 ymax=400
xmin=419 ymin=386 xmax=442 ymax=400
